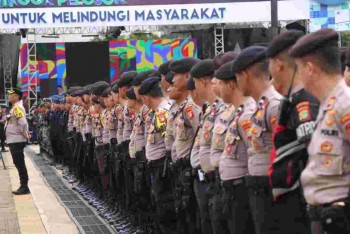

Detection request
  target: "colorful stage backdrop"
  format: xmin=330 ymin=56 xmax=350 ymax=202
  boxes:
xmin=20 ymin=38 xmax=197 ymax=96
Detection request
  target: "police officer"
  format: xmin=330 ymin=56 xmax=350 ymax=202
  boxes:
xmin=6 ymin=88 xmax=31 ymax=195
xmin=290 ymin=28 xmax=350 ymax=234
xmin=231 ymin=46 xmax=282 ymax=234
xmin=267 ymin=30 xmax=319 ymax=234
xmin=167 ymin=58 xmax=201 ymax=233
xmin=212 ymin=60 xmax=256 ymax=234
xmin=159 ymin=61 xmax=173 ymax=97
xmin=190 ymin=59 xmax=227 ymax=234
xmin=138 ymin=77 xmax=176 ymax=234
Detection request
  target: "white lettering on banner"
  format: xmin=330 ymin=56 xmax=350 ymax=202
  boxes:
xmin=0 ymin=1 xmax=309 ymax=28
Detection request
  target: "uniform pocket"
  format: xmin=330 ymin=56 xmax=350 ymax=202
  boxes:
xmin=315 ymin=139 xmax=343 ymax=176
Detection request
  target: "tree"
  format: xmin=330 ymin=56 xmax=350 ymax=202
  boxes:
xmin=340 ymin=31 xmax=350 ymax=47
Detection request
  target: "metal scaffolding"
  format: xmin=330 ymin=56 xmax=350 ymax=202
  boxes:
xmin=2 ymin=42 xmax=13 ymax=105
xmin=26 ymin=30 xmax=38 ymax=116
xmin=214 ymin=25 xmax=225 ymax=56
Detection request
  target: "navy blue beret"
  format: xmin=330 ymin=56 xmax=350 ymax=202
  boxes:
xmin=186 ymin=77 xmax=196 ymax=90
xmin=190 ymin=59 xmax=216 ymax=79
xmin=266 ymin=30 xmax=304 ymax=58
xmin=158 ymin=60 xmax=173 ymax=75
xmin=118 ymin=71 xmax=138 ymax=87
xmin=91 ymin=81 xmax=109 ymax=96
xmin=126 ymin=87 xmax=137 ymax=100
xmin=169 ymin=58 xmax=200 ymax=74
xmin=215 ymin=61 xmax=235 ymax=80
xmin=289 ymin=28 xmax=339 ymax=58
xmin=149 ymin=70 xmax=161 ymax=80
xmin=138 ymin=78 xmax=160 ymax=95
xmin=231 ymin=46 xmax=267 ymax=73
xmin=213 ymin=51 xmax=238 ymax=69
xmin=132 ymin=70 xmax=155 ymax=86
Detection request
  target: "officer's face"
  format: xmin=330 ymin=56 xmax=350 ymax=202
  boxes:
xmin=119 ymin=87 xmax=127 ymax=99
xmin=112 ymin=92 xmax=119 ymax=104
xmin=83 ymin=94 xmax=90 ymax=103
xmin=189 ymin=90 xmax=203 ymax=107
xmin=168 ymin=85 xmax=179 ymax=100
xmin=134 ymin=86 xmax=142 ymax=101
xmin=211 ymin=77 xmax=221 ymax=97
xmin=193 ymin=78 xmax=205 ymax=98
xmin=236 ymin=71 xmax=248 ymax=96
xmin=173 ymin=73 xmax=187 ymax=92
xmin=8 ymin=93 xmax=19 ymax=105
xmin=218 ymin=80 xmax=231 ymax=103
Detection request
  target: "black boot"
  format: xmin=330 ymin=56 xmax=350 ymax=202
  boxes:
xmin=12 ymin=185 xmax=30 ymax=195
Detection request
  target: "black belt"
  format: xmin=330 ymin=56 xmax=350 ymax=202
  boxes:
xmin=205 ymin=171 xmax=216 ymax=183
xmin=308 ymin=200 xmax=349 ymax=220
xmin=221 ymin=177 xmax=245 ymax=189
xmin=147 ymin=157 xmax=165 ymax=168
xmin=245 ymin=175 xmax=269 ymax=188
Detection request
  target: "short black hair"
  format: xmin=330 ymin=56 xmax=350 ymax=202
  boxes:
xmin=306 ymin=47 xmax=341 ymax=75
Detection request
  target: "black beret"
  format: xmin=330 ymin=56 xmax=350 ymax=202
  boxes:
xmin=101 ymin=87 xmax=112 ymax=98
xmin=186 ymin=77 xmax=195 ymax=90
xmin=149 ymin=70 xmax=161 ymax=80
xmin=126 ymin=87 xmax=137 ymax=100
xmin=118 ymin=71 xmax=138 ymax=87
xmin=165 ymin=71 xmax=174 ymax=84
xmin=289 ymin=28 xmax=339 ymax=58
xmin=7 ymin=88 xmax=22 ymax=98
xmin=215 ymin=61 xmax=235 ymax=80
xmin=74 ymin=89 xmax=86 ymax=97
xmin=132 ymin=70 xmax=155 ymax=86
xmin=169 ymin=58 xmax=200 ymax=74
xmin=67 ymin=86 xmax=81 ymax=95
xmin=83 ymin=85 xmax=93 ymax=95
xmin=138 ymin=78 xmax=160 ymax=95
xmin=231 ymin=46 xmax=267 ymax=73
xmin=213 ymin=51 xmax=239 ymax=69
xmin=111 ymin=83 xmax=119 ymax=93
xmin=266 ymin=30 xmax=304 ymax=58
xmin=190 ymin=59 xmax=216 ymax=79
xmin=92 ymin=96 xmax=100 ymax=104
xmin=91 ymin=81 xmax=109 ymax=96
xmin=158 ymin=60 xmax=173 ymax=75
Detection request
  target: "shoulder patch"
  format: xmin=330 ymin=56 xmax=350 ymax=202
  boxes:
xmin=240 ymin=119 xmax=252 ymax=135
xmin=13 ymin=106 xmax=25 ymax=118
xmin=296 ymin=101 xmax=311 ymax=123
xmin=340 ymin=113 xmax=350 ymax=124
xmin=185 ymin=103 xmax=194 ymax=120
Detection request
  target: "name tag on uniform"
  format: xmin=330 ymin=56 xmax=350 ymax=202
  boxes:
xmin=198 ymin=170 xmax=205 ymax=182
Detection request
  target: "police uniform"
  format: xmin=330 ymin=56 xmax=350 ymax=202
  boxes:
xmin=214 ymin=62 xmax=257 ymax=234
xmin=190 ymin=59 xmax=227 ymax=234
xmin=6 ymin=88 xmax=30 ymax=194
xmin=139 ymin=78 xmax=176 ymax=234
xmin=267 ymin=30 xmax=320 ymax=234
xmin=232 ymin=46 xmax=282 ymax=234
xmin=290 ymin=28 xmax=350 ymax=234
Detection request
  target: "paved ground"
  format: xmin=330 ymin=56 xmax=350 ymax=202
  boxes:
xmin=0 ymin=145 xmax=79 ymax=234
xmin=0 ymin=151 xmax=21 ymax=234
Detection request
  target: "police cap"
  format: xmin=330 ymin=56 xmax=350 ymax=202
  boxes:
xmin=186 ymin=77 xmax=196 ymax=90
xmin=159 ymin=60 xmax=173 ymax=75
xmin=132 ymin=70 xmax=155 ymax=86
xmin=231 ymin=46 xmax=267 ymax=73
xmin=126 ymin=87 xmax=137 ymax=100
xmin=215 ymin=61 xmax=235 ymax=80
xmin=213 ymin=51 xmax=238 ymax=69
xmin=7 ymin=88 xmax=22 ymax=99
xmin=118 ymin=71 xmax=138 ymax=88
xmin=149 ymin=70 xmax=161 ymax=80
xmin=91 ymin=81 xmax=109 ymax=96
xmin=138 ymin=78 xmax=160 ymax=95
xmin=289 ymin=28 xmax=339 ymax=58
xmin=190 ymin=59 xmax=216 ymax=79
xmin=266 ymin=30 xmax=304 ymax=58
xmin=169 ymin=58 xmax=200 ymax=74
